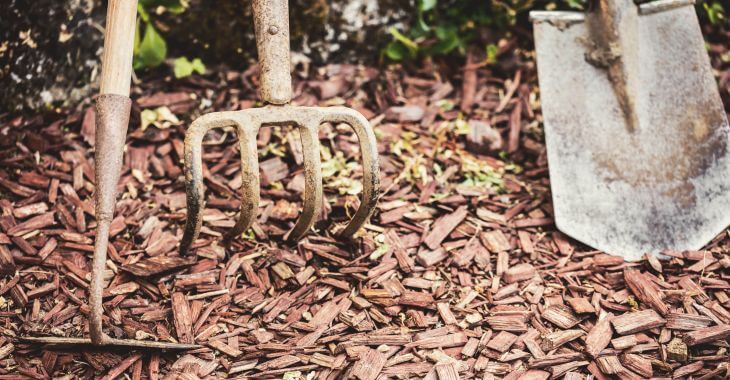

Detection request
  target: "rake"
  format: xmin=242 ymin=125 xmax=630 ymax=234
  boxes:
xmin=21 ymin=0 xmax=198 ymax=350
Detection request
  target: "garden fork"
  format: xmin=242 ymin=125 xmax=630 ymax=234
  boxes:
xmin=179 ymin=0 xmax=380 ymax=254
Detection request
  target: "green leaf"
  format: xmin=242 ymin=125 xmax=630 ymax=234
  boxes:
xmin=133 ymin=19 xmax=141 ymax=55
xmin=430 ymin=26 xmax=460 ymax=55
xmin=486 ymin=43 xmax=499 ymax=64
xmin=388 ymin=27 xmax=418 ymax=55
xmin=191 ymin=58 xmax=206 ymax=74
xmin=139 ymin=0 xmax=188 ymax=13
xmin=282 ymin=371 xmax=302 ymax=380
xmin=173 ymin=57 xmax=205 ymax=78
xmin=137 ymin=3 xmax=150 ymax=23
xmin=384 ymin=41 xmax=408 ymax=61
xmin=704 ymin=2 xmax=725 ymax=25
xmin=419 ymin=0 xmax=437 ymax=12
xmin=135 ymin=22 xmax=167 ymax=69
xmin=174 ymin=57 xmax=192 ymax=78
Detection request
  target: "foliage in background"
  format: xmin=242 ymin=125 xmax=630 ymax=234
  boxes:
xmin=703 ymin=0 xmax=727 ymax=26
xmin=384 ymin=0 xmax=729 ymax=62
xmin=133 ymin=0 xmax=205 ymax=77
xmin=383 ymin=0 xmax=581 ymax=61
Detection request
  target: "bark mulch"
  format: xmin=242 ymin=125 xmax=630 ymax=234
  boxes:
xmin=0 ymin=47 xmax=729 ymax=379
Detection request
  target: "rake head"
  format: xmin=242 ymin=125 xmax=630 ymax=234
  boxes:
xmin=179 ymin=105 xmax=380 ymax=254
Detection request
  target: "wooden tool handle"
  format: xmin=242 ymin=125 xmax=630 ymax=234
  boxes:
xmin=252 ymin=0 xmax=292 ymax=105
xmin=100 ymin=0 xmax=138 ymax=96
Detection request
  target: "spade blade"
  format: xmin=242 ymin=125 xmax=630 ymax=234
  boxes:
xmin=530 ymin=0 xmax=730 ymax=260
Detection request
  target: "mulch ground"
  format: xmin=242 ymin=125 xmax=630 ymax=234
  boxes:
xmin=1 ymin=33 xmax=729 ymax=379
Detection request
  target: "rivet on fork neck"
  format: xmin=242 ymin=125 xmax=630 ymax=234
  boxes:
xmin=268 ymin=25 xmax=279 ymax=35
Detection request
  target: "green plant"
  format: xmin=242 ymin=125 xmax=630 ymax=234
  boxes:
xmin=383 ymin=0 xmax=537 ymax=61
xmin=382 ymin=0 xmax=589 ymax=62
xmin=173 ymin=57 xmax=206 ymax=78
xmin=133 ymin=0 xmax=205 ymax=77
xmin=703 ymin=0 xmax=726 ymax=25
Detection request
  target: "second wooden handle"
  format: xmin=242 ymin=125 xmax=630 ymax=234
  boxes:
xmin=100 ymin=0 xmax=138 ymax=96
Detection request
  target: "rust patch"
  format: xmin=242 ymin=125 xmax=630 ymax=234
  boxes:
xmin=592 ymin=100 xmax=728 ymax=207
xmin=584 ymin=0 xmax=639 ymax=133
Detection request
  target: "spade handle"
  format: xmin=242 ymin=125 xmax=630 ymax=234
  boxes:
xmin=252 ymin=0 xmax=292 ymax=105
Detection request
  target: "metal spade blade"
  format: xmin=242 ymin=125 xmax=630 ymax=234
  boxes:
xmin=531 ymin=0 xmax=730 ymax=260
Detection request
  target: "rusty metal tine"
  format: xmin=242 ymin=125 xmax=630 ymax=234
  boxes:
xmin=180 ymin=113 xmax=250 ymax=255
xmin=223 ymin=124 xmax=261 ymax=241
xmin=287 ymin=122 xmax=323 ymax=242
xmin=322 ymin=108 xmax=380 ymax=238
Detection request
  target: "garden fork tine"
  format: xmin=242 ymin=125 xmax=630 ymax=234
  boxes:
xmin=179 ymin=0 xmax=379 ymax=254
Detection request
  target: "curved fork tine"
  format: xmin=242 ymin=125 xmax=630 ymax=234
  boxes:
xmin=223 ymin=124 xmax=260 ymax=241
xmin=287 ymin=122 xmax=323 ymax=242
xmin=180 ymin=113 xmax=248 ymax=255
xmin=322 ymin=108 xmax=380 ymax=238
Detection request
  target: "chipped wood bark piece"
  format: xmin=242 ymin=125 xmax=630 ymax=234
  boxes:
xmin=542 ymin=305 xmax=580 ymax=329
xmin=567 ymin=297 xmax=596 ymax=314
xmin=518 ymin=369 xmax=551 ymax=380
xmin=621 ymin=354 xmax=652 ymax=378
xmin=563 ymin=372 xmax=586 ymax=380
xmin=586 ymin=313 xmax=614 ymax=358
xmin=665 ymin=312 xmax=714 ymax=330
xmin=461 ymin=338 xmax=479 ymax=358
xmin=503 ymin=263 xmax=535 ymax=283
xmin=678 ymin=277 xmax=710 ymax=303
xmin=423 ymin=206 xmax=467 ymax=250
xmin=0 ymin=344 xmax=14 ymax=361
xmin=673 ymin=360 xmax=705 ymax=379
xmin=434 ymin=363 xmax=460 ymax=380
xmin=528 ymin=353 xmax=584 ymax=368
xmin=171 ymin=292 xmax=194 ymax=344
xmin=416 ymin=248 xmax=448 ymax=267
xmin=486 ymin=331 xmax=518 ymax=353
xmin=540 ymin=329 xmax=584 ymax=351
xmin=552 ymin=361 xmax=590 ymax=378
xmin=611 ymin=309 xmax=666 ymax=335
xmin=6 ymin=212 xmax=55 ymax=236
xmin=437 ymin=303 xmax=458 ymax=325
xmin=0 ymin=245 xmax=15 ymax=275
xmin=624 ymin=269 xmax=669 ymax=315
xmin=683 ymin=324 xmax=730 ymax=346
xmin=408 ymin=332 xmax=468 ymax=349
xmin=453 ymin=235 xmax=482 ymax=268
xmin=593 ymin=254 xmax=624 ymax=267
xmin=208 ymin=339 xmax=243 ymax=357
xmin=611 ymin=334 xmax=642 ymax=350
xmin=596 ymin=356 xmax=625 ymax=375
xmin=481 ymin=230 xmax=511 ymax=252
xmin=101 ymin=354 xmax=142 ymax=380
xmin=120 ymin=256 xmax=196 ymax=277
xmin=350 ymin=348 xmax=386 ymax=380
xmin=229 ymin=359 xmax=258 ymax=375
xmin=399 ymin=291 xmax=435 ymax=308
xmin=486 ymin=315 xmax=529 ymax=332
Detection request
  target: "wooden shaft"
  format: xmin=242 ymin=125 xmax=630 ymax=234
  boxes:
xmin=252 ymin=0 xmax=292 ymax=104
xmin=100 ymin=0 xmax=138 ymax=96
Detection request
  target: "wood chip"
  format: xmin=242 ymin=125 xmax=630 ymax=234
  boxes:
xmin=611 ymin=309 xmax=666 ymax=335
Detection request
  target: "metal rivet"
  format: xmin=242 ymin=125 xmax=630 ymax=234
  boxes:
xmin=268 ymin=25 xmax=279 ymax=35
